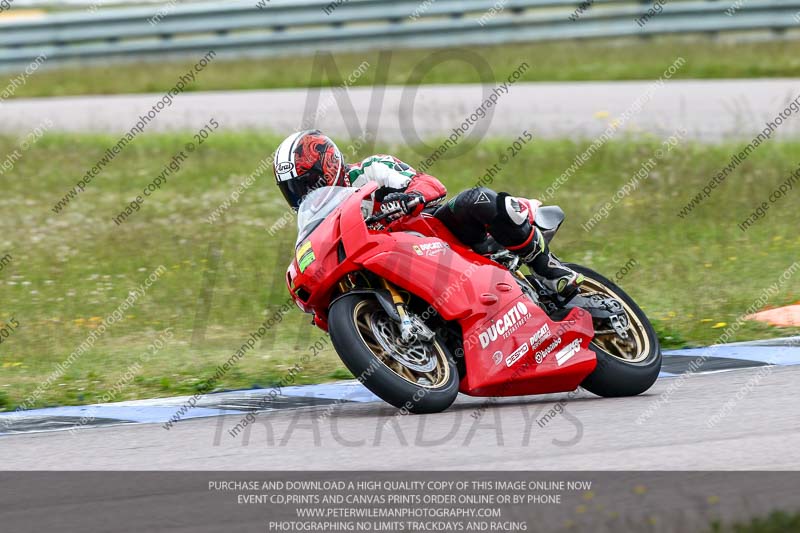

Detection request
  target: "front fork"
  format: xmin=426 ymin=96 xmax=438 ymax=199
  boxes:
xmin=380 ymin=278 xmax=435 ymax=343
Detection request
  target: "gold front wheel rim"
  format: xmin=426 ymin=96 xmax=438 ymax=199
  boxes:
xmin=352 ymin=300 xmax=451 ymax=389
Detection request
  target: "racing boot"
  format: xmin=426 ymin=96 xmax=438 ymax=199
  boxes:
xmin=509 ymin=227 xmax=584 ymax=302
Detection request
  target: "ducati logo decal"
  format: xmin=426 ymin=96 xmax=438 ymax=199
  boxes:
xmin=505 ymin=343 xmax=529 ymax=367
xmin=555 ymin=339 xmax=582 ymax=366
xmin=529 ymin=323 xmax=551 ymax=351
xmin=479 ymin=302 xmax=530 ymax=349
xmin=413 ymin=242 xmax=449 ymax=256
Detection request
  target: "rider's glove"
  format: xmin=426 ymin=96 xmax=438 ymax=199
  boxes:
xmin=381 ymin=192 xmax=424 ymax=219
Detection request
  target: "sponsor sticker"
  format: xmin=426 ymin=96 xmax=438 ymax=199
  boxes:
xmin=534 ymin=337 xmax=562 ymax=364
xmin=555 ymin=339 xmax=582 ymax=366
xmin=529 ymin=323 xmax=551 ymax=350
xmin=413 ymin=242 xmax=449 ymax=256
xmin=296 ymin=241 xmax=316 ymax=273
xmin=479 ymin=302 xmax=531 ymax=349
xmin=505 ymin=343 xmax=529 ymax=367
xmin=277 ymin=161 xmax=295 ymax=174
xmin=492 ymin=350 xmax=503 ymax=365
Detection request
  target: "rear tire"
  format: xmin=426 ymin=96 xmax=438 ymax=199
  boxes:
xmin=328 ymin=293 xmax=459 ymax=414
xmin=567 ymin=263 xmax=662 ymax=397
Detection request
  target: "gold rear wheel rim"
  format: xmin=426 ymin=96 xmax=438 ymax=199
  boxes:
xmin=579 ymin=275 xmax=651 ymax=363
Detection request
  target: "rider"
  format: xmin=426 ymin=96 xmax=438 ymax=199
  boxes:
xmin=273 ymin=130 xmax=584 ymax=300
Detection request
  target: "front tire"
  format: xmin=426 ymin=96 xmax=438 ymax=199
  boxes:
xmin=328 ymin=293 xmax=459 ymax=414
xmin=567 ymin=263 xmax=662 ymax=397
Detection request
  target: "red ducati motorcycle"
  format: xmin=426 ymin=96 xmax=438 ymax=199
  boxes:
xmin=286 ymin=183 xmax=661 ymax=413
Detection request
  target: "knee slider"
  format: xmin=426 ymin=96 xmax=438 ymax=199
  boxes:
xmin=496 ymin=192 xmax=530 ymax=227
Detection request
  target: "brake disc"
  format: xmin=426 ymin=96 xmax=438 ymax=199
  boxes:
xmin=369 ymin=314 xmax=438 ymax=373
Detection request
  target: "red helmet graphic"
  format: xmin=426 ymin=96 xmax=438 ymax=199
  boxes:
xmin=274 ymin=130 xmax=346 ymax=209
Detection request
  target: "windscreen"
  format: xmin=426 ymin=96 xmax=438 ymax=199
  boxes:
xmin=295 ymin=186 xmax=356 ymax=244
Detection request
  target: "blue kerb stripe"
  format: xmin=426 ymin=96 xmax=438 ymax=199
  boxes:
xmin=1 ymin=342 xmax=796 ymax=434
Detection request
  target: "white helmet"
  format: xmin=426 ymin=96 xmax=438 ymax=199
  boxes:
xmin=273 ymin=130 xmax=346 ymax=209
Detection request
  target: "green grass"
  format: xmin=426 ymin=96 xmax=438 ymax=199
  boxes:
xmin=6 ymin=37 xmax=800 ymax=98
xmin=1 ymin=130 xmax=799 ymax=409
xmin=711 ymin=511 xmax=800 ymax=532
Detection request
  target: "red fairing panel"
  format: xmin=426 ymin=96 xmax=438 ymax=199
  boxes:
xmin=360 ymin=241 xmax=597 ymax=396
xmin=460 ymin=302 xmax=596 ymax=397
xmin=359 ymin=236 xmax=509 ymax=323
xmin=356 ymin=233 xmax=596 ymax=398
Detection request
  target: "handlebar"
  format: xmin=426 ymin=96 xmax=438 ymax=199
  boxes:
xmin=364 ymin=195 xmax=445 ymax=226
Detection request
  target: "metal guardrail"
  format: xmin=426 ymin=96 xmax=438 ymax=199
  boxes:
xmin=0 ymin=0 xmax=798 ymax=67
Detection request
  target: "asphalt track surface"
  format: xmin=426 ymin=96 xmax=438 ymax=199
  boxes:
xmin=3 ymin=79 xmax=800 ymax=143
xmin=3 ymin=366 xmax=799 ymax=470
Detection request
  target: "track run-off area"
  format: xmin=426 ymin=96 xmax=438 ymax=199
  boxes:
xmin=3 ymin=79 xmax=800 ymax=144
xmin=2 ymin=341 xmax=800 ymax=470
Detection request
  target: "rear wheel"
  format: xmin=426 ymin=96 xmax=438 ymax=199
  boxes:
xmin=328 ymin=293 xmax=459 ymax=414
xmin=566 ymin=263 xmax=661 ymax=397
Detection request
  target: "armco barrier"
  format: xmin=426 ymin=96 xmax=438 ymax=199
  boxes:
xmin=0 ymin=0 xmax=798 ymax=67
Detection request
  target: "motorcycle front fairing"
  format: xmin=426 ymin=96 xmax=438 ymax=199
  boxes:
xmin=286 ymin=187 xmax=366 ymax=329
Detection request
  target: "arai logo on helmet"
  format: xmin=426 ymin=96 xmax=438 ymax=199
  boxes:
xmin=479 ymin=302 xmax=530 ymax=349
xmin=277 ymin=161 xmax=294 ymax=174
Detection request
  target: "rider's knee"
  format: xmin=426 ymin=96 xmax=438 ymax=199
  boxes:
xmin=454 ymin=187 xmax=499 ymax=223
xmin=494 ymin=192 xmax=530 ymax=228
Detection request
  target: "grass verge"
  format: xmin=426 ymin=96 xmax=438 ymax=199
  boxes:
xmin=710 ymin=511 xmax=800 ymax=532
xmin=5 ymin=37 xmax=800 ymax=98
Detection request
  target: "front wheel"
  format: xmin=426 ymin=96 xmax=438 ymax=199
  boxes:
xmin=566 ymin=263 xmax=662 ymax=397
xmin=328 ymin=293 xmax=459 ymax=414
